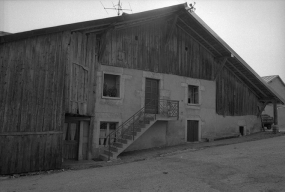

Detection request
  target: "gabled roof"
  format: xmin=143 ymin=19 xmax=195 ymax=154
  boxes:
xmin=0 ymin=31 xmax=11 ymax=36
xmin=1 ymin=3 xmax=284 ymax=104
xmin=262 ymin=75 xmax=278 ymax=83
xmin=262 ymin=75 xmax=285 ymax=87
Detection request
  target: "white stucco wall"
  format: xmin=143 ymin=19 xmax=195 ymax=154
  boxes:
xmin=93 ymin=65 xmax=261 ymax=156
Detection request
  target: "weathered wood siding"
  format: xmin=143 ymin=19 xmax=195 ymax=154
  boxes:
xmin=216 ymin=67 xmax=259 ymax=116
xmin=65 ymin=32 xmax=97 ymax=116
xmin=101 ymin=19 xmax=215 ymax=80
xmin=0 ymin=32 xmax=69 ymax=175
xmin=100 ymin=18 xmax=259 ymax=116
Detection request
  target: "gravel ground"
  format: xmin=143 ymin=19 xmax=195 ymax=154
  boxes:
xmin=1 ymin=132 xmax=285 ymax=192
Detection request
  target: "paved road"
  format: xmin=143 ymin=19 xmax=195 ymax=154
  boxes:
xmin=1 ymin=136 xmax=285 ymax=192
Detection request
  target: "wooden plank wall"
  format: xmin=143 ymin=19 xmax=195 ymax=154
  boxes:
xmin=65 ymin=32 xmax=97 ymax=116
xmin=100 ymin=18 xmax=259 ymax=116
xmin=0 ymin=32 xmax=69 ymax=175
xmin=100 ymin=18 xmax=215 ymax=81
xmin=216 ymin=66 xmax=259 ymax=116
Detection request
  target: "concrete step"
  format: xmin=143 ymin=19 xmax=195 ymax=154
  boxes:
xmin=113 ymin=142 xmax=123 ymax=148
xmin=138 ymin=120 xmax=150 ymax=124
xmin=117 ymin=138 xmax=128 ymax=144
xmin=122 ymin=134 xmax=134 ymax=140
xmin=99 ymin=116 xmax=157 ymax=161
xmin=103 ymin=150 xmax=114 ymax=157
xmin=109 ymin=146 xmax=118 ymax=152
xmin=99 ymin=154 xmax=109 ymax=161
xmin=122 ymin=130 xmax=139 ymax=136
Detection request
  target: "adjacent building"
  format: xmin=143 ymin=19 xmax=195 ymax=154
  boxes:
xmin=262 ymin=75 xmax=285 ymax=128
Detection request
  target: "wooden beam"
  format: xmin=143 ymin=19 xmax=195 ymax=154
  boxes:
xmin=257 ymin=101 xmax=269 ymax=117
xmin=177 ymin=18 xmax=223 ymax=56
xmin=214 ymin=57 xmax=227 ymax=80
xmin=224 ymin=65 xmax=260 ymax=99
xmin=273 ymin=100 xmax=278 ymax=125
xmin=226 ymin=61 xmax=268 ymax=98
xmin=65 ymin=116 xmax=91 ymax=121
xmin=78 ymin=121 xmax=84 ymax=160
xmin=0 ymin=131 xmax=63 ymax=136
xmin=71 ymin=23 xmax=110 ymax=32
xmin=165 ymin=15 xmax=178 ymax=46
xmin=115 ymin=12 xmax=174 ymax=30
xmin=176 ymin=25 xmax=215 ymax=57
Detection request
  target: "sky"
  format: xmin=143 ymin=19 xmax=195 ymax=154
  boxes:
xmin=0 ymin=0 xmax=285 ymax=81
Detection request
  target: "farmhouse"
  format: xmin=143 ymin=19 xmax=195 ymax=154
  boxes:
xmin=0 ymin=3 xmax=284 ymax=174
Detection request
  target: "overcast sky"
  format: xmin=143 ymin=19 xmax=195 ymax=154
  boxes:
xmin=1 ymin=0 xmax=285 ymax=82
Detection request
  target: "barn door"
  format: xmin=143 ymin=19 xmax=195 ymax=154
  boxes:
xmin=187 ymin=120 xmax=199 ymax=142
xmin=145 ymin=78 xmax=159 ymax=114
xmin=63 ymin=122 xmax=79 ymax=160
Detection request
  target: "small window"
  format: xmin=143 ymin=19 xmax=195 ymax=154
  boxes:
xmin=103 ymin=73 xmax=120 ymax=98
xmin=188 ymin=85 xmax=199 ymax=104
xmin=99 ymin=122 xmax=118 ymax=146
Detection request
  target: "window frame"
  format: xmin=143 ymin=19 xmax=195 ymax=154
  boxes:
xmin=188 ymin=85 xmax=199 ymax=105
xmin=99 ymin=121 xmax=118 ymax=147
xmin=102 ymin=72 xmax=121 ymax=99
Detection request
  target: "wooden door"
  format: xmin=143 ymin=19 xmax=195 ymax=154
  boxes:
xmin=187 ymin=120 xmax=199 ymax=142
xmin=145 ymin=78 xmax=159 ymax=114
xmin=63 ymin=122 xmax=79 ymax=160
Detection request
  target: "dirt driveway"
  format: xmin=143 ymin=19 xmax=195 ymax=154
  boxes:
xmin=1 ymin=134 xmax=285 ymax=192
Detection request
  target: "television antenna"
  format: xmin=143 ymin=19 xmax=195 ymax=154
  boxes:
xmin=100 ymin=0 xmax=133 ymax=16
xmin=189 ymin=2 xmax=196 ymax=13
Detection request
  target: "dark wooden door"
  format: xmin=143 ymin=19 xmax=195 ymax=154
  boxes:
xmin=145 ymin=78 xmax=159 ymax=114
xmin=63 ymin=122 xmax=79 ymax=160
xmin=187 ymin=120 xmax=199 ymax=142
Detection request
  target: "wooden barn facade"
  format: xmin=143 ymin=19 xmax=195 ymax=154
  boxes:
xmin=0 ymin=3 xmax=284 ymax=174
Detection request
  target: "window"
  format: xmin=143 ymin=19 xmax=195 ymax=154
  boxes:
xmin=99 ymin=122 xmax=118 ymax=146
xmin=103 ymin=73 xmax=120 ymax=98
xmin=188 ymin=85 xmax=199 ymax=104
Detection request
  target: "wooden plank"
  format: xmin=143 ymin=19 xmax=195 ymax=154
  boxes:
xmin=273 ymin=100 xmax=278 ymax=125
xmin=0 ymin=131 xmax=63 ymax=136
xmin=0 ymin=136 xmax=8 ymax=174
xmin=165 ymin=15 xmax=178 ymax=46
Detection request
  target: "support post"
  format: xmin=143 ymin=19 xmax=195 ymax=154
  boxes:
xmin=273 ymin=99 xmax=279 ymax=134
xmin=273 ymin=100 xmax=278 ymax=125
xmin=78 ymin=121 xmax=84 ymax=160
xmin=133 ymin=116 xmax=135 ymax=140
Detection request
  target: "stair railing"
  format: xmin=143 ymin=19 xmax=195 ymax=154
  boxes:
xmin=105 ymin=99 xmax=179 ymax=160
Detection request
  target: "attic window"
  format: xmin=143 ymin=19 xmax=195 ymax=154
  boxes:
xmin=135 ymin=35 xmax=138 ymax=40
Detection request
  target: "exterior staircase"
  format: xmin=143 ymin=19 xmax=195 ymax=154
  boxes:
xmin=99 ymin=99 xmax=179 ymax=161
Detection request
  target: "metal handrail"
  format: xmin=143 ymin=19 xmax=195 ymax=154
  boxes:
xmin=105 ymin=99 xmax=179 ymax=160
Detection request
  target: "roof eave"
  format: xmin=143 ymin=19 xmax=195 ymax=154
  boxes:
xmin=0 ymin=3 xmax=186 ymax=44
xmin=184 ymin=9 xmax=284 ymax=104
